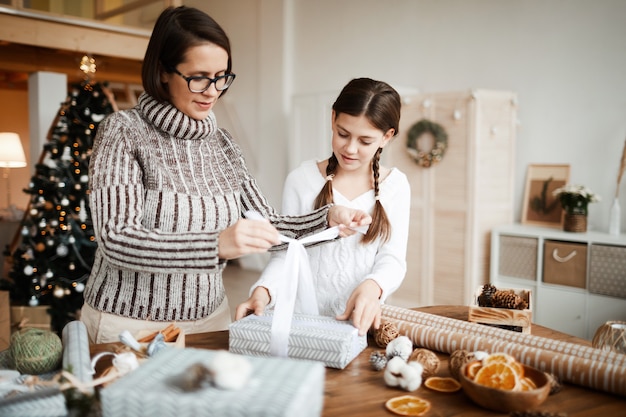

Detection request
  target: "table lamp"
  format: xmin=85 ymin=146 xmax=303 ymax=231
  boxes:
xmin=0 ymin=132 xmax=27 ymax=216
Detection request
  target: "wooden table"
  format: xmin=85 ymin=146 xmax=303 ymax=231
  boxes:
xmin=91 ymin=306 xmax=626 ymax=416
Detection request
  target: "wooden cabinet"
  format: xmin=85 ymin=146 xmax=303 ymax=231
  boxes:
xmin=384 ymin=90 xmax=518 ymax=308
xmin=491 ymin=224 xmax=626 ymax=339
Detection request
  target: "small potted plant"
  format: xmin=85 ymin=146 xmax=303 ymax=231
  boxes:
xmin=552 ymin=184 xmax=600 ymax=232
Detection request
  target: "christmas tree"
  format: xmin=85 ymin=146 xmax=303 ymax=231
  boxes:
xmin=1 ymin=79 xmax=115 ymax=334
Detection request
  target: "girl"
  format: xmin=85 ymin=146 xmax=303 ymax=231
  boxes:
xmin=236 ymin=78 xmax=410 ymax=336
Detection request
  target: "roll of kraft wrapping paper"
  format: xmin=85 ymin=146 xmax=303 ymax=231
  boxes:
xmin=381 ymin=305 xmax=626 ymax=367
xmin=381 ymin=305 xmax=626 ymax=397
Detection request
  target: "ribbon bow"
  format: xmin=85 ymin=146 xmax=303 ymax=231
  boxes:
xmin=244 ymin=211 xmax=367 ymax=357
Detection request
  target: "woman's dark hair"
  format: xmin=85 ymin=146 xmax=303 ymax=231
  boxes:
xmin=142 ymin=6 xmax=232 ymax=102
xmin=313 ymin=78 xmax=401 ymax=244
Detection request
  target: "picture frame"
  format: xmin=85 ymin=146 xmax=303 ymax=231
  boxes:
xmin=521 ymin=164 xmax=570 ymax=228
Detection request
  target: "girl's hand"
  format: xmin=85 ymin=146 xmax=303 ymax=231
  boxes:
xmin=235 ymin=286 xmax=271 ymax=320
xmin=328 ymin=205 xmax=372 ymax=237
xmin=336 ymin=279 xmax=382 ymax=336
xmin=218 ymin=219 xmax=280 ymax=260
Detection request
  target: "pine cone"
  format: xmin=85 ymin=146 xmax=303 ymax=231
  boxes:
xmin=477 ymin=284 xmax=498 ymax=307
xmin=369 ymin=351 xmax=388 ymax=371
xmin=492 ymin=290 xmax=528 ymax=310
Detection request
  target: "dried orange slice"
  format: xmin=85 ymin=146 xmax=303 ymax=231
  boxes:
xmin=509 ymin=360 xmax=525 ymax=378
xmin=424 ymin=376 xmax=462 ymax=393
xmin=481 ymin=352 xmax=516 ymax=365
xmin=465 ymin=361 xmax=482 ymax=379
xmin=473 ymin=362 xmax=520 ymax=390
xmin=481 ymin=352 xmax=524 ymax=379
xmin=519 ymin=376 xmax=537 ymax=391
xmin=385 ymin=395 xmax=431 ymax=416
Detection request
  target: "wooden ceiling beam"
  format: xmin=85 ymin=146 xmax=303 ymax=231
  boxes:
xmin=0 ymin=8 xmax=149 ymax=61
xmin=0 ymin=42 xmax=143 ymax=86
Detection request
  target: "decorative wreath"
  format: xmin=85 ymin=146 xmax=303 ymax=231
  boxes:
xmin=406 ymin=119 xmax=448 ymax=168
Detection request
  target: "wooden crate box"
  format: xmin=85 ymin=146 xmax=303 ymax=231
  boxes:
xmin=468 ymin=286 xmax=532 ymax=333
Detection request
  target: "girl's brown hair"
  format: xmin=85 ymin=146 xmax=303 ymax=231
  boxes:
xmin=313 ymin=78 xmax=401 ymax=244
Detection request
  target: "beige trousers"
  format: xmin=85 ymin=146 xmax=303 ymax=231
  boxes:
xmin=80 ymin=297 xmax=232 ymax=344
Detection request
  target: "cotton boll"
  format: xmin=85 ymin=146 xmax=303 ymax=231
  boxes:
xmin=207 ymin=351 xmax=252 ymax=390
xmin=384 ymin=356 xmax=423 ymax=392
xmin=384 ymin=356 xmax=406 ymax=387
xmin=400 ymin=361 xmax=423 ymax=391
xmin=112 ymin=352 xmax=139 ymax=375
xmin=385 ymin=335 xmax=413 ymax=361
xmin=473 ymin=351 xmax=489 ymax=361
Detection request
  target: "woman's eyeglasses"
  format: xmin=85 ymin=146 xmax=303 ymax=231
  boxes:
xmin=171 ymin=67 xmax=236 ymax=93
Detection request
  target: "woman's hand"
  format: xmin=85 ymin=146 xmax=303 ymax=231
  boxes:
xmin=328 ymin=205 xmax=372 ymax=237
xmin=234 ymin=286 xmax=271 ymax=320
xmin=336 ymin=279 xmax=382 ymax=336
xmin=218 ymin=219 xmax=280 ymax=260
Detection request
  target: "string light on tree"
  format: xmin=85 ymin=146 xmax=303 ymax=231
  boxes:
xmin=0 ymin=58 xmax=115 ymax=334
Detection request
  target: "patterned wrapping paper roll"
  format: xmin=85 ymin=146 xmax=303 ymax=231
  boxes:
xmin=61 ymin=320 xmax=94 ymax=395
xmin=382 ymin=305 xmax=626 ymax=366
xmin=381 ymin=305 xmax=626 ymax=397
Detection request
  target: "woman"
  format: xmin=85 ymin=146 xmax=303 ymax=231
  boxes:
xmin=236 ymin=78 xmax=410 ymax=336
xmin=81 ymin=6 xmax=369 ymax=343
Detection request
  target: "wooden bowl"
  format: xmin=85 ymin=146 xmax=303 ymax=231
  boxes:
xmin=459 ymin=361 xmax=551 ymax=412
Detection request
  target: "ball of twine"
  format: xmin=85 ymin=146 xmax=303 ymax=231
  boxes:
xmin=408 ymin=348 xmax=440 ymax=378
xmin=10 ymin=328 xmax=63 ymax=375
xmin=448 ymin=349 xmax=474 ymax=381
xmin=374 ymin=321 xmax=399 ymax=348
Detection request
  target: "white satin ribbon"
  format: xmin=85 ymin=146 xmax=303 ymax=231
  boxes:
xmin=244 ymin=211 xmax=367 ymax=357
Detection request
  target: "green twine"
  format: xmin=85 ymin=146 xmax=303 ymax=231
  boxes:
xmin=10 ymin=328 xmax=63 ymax=375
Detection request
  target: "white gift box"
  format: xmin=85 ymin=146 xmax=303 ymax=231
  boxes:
xmin=229 ymin=313 xmax=367 ymax=369
xmin=100 ymin=347 xmax=325 ymax=417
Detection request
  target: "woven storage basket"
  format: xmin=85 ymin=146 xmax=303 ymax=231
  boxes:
xmin=563 ymin=213 xmax=587 ymax=233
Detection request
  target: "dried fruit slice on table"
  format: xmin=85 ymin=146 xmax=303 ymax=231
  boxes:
xmin=424 ymin=376 xmax=462 ymax=393
xmin=481 ymin=352 xmax=524 ymax=378
xmin=465 ymin=361 xmax=482 ymax=379
xmin=481 ymin=352 xmax=516 ymax=365
xmin=385 ymin=395 xmax=431 ymax=416
xmin=519 ymin=376 xmax=537 ymax=391
xmin=473 ymin=362 xmax=520 ymax=390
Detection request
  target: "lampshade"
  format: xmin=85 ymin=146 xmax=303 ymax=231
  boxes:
xmin=0 ymin=132 xmax=27 ymax=168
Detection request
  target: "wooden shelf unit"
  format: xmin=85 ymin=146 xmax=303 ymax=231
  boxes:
xmin=490 ymin=224 xmax=626 ymax=340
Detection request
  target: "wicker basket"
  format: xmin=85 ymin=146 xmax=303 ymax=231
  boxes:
xmin=564 ymin=213 xmax=587 ymax=233
xmin=592 ymin=321 xmax=626 ymax=354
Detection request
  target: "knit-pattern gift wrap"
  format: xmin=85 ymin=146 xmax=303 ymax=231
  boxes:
xmin=100 ymin=347 xmax=325 ymax=417
xmin=229 ymin=313 xmax=367 ymax=369
xmin=380 ymin=305 xmax=626 ymax=397
xmin=10 ymin=328 xmax=62 ymax=375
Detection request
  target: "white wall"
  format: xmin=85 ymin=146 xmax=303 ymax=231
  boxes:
xmin=189 ymin=0 xmax=289 ymax=208
xmin=199 ymin=0 xmax=626 ymax=232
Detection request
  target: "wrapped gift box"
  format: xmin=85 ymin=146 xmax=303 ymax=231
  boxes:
xmin=100 ymin=347 xmax=325 ymax=417
xmin=10 ymin=306 xmax=51 ymax=332
xmin=228 ymin=313 xmax=367 ymax=369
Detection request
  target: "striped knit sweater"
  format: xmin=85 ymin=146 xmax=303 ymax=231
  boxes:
xmin=84 ymin=93 xmax=330 ymax=321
